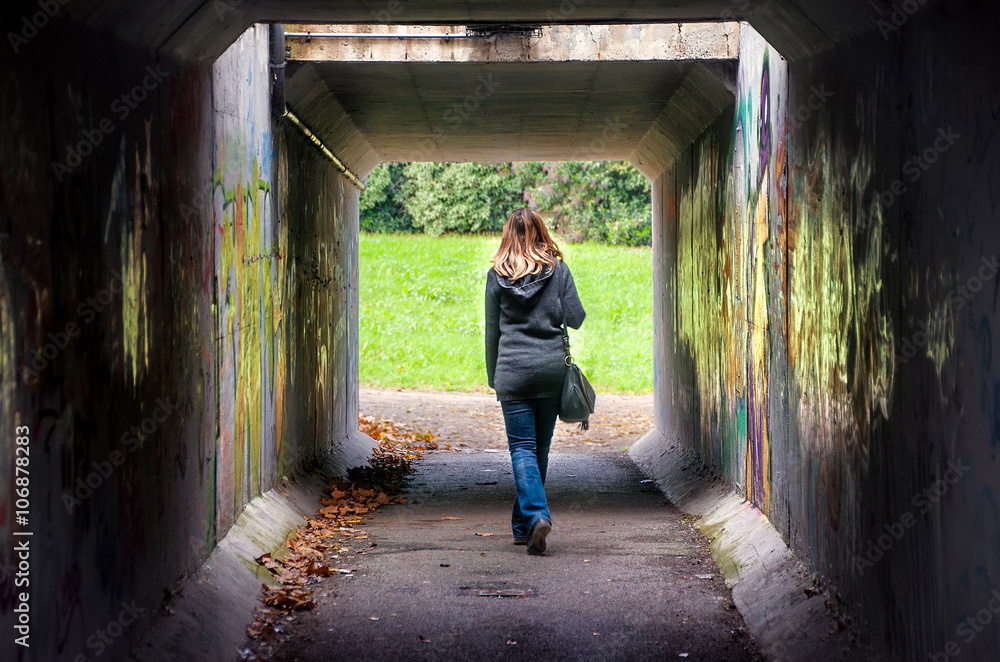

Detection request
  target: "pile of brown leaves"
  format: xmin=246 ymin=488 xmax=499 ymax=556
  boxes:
xmin=359 ymin=413 xmax=444 ymax=452
xmin=244 ymin=417 xmax=436 ymax=653
xmin=352 ymin=414 xmax=444 ymax=493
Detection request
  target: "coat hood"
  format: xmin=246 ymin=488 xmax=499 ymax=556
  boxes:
xmin=496 ymin=264 xmax=557 ymax=304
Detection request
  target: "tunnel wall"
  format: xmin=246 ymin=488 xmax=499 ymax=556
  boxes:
xmin=211 ymin=24 xmax=363 ymax=537
xmin=648 ymin=9 xmax=1000 ymax=659
xmin=0 ymin=21 xmax=363 ymax=661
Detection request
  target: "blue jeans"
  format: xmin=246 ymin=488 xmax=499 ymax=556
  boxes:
xmin=500 ymin=397 xmax=558 ymax=539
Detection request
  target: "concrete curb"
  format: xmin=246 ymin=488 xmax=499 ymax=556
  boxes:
xmin=333 ymin=430 xmax=380 ymax=474
xmin=133 ymin=466 xmax=330 ymax=661
xmin=133 ymin=431 xmax=376 ymax=662
xmin=629 ymin=429 xmax=870 ymax=662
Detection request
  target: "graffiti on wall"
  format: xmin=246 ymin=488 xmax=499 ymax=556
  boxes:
xmin=212 ymin=24 xmax=288 ymax=531
xmin=210 ymin=23 xmax=350 ymax=538
xmin=674 ymin=25 xmax=895 ymax=525
xmin=786 ymin=77 xmax=895 ymax=537
xmin=214 ymin=143 xmax=284 ymax=526
xmin=115 ymin=130 xmax=152 ymax=390
xmin=675 ymin=31 xmax=785 ymax=515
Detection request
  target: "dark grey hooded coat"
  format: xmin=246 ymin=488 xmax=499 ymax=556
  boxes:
xmin=485 ymin=260 xmax=586 ymax=401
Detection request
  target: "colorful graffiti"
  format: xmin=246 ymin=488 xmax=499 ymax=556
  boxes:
xmin=209 ymin=23 xmax=352 ymax=538
xmin=118 ymin=131 xmax=151 ymax=390
xmin=673 ymin=26 xmax=894 ymax=523
xmin=214 ymin=140 xmax=288 ymax=527
xmin=674 ymin=30 xmax=784 ymax=515
xmin=212 ymin=25 xmax=287 ymax=530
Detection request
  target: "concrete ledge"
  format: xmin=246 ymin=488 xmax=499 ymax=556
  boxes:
xmin=134 ymin=425 xmax=375 ymax=660
xmin=630 ymin=429 xmax=870 ymax=661
xmin=286 ymin=23 xmax=740 ymax=63
xmin=133 ymin=464 xmax=333 ymax=661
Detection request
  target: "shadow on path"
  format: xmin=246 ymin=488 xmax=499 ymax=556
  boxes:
xmin=268 ymin=451 xmax=762 ymax=661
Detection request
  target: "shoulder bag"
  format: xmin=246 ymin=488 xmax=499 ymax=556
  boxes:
xmin=557 ymin=264 xmax=596 ymax=429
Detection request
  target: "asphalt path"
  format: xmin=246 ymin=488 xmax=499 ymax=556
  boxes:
xmin=264 ymin=451 xmax=762 ymax=661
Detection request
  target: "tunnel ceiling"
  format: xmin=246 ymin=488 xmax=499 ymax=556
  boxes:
xmin=55 ymin=0 xmax=895 ymax=170
xmin=68 ymin=0 xmax=746 ymax=42
xmin=66 ymin=0 xmax=887 ymax=62
xmin=282 ymin=23 xmax=738 ymax=173
xmin=292 ymin=59 xmax=692 ymax=164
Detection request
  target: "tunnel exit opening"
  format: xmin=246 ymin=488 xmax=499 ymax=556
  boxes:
xmin=280 ymin=21 xmax=740 ymax=460
xmin=355 ymin=159 xmax=654 ymax=453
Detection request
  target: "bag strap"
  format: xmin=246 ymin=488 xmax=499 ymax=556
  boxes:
xmin=557 ymin=263 xmax=573 ymax=366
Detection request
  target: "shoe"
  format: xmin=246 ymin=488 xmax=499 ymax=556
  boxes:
xmin=527 ymin=519 xmax=551 ymax=556
xmin=513 ymin=537 xmax=528 ymax=545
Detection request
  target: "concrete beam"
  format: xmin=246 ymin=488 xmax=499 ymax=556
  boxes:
xmin=630 ymin=63 xmax=734 ymax=178
xmin=284 ymin=64 xmax=381 ymax=177
xmin=282 ymin=24 xmax=738 ymax=166
xmin=286 ymin=23 xmax=739 ymax=63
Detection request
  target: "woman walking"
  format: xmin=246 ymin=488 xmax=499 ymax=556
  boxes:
xmin=485 ymin=208 xmax=586 ymax=555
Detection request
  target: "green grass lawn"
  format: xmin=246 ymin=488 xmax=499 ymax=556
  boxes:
xmin=359 ymin=233 xmax=653 ymax=393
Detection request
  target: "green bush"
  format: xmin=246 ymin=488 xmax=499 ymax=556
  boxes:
xmin=358 ymin=160 xmax=651 ymax=244
xmin=360 ymin=163 xmax=414 ymax=232
xmin=606 ymin=215 xmax=653 ymax=246
xmin=401 ymin=162 xmax=533 ymax=235
xmin=523 ymin=161 xmax=650 ymax=245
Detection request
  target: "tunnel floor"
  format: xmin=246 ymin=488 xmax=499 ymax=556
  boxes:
xmin=256 ymin=450 xmax=763 ymax=661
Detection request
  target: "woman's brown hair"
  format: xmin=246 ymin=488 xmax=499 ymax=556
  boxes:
xmin=491 ymin=208 xmax=564 ymax=281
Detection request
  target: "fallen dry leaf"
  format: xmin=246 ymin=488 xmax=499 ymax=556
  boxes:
xmin=246 ymin=418 xmax=420 ymax=652
xmin=305 ymin=559 xmax=333 ymax=577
